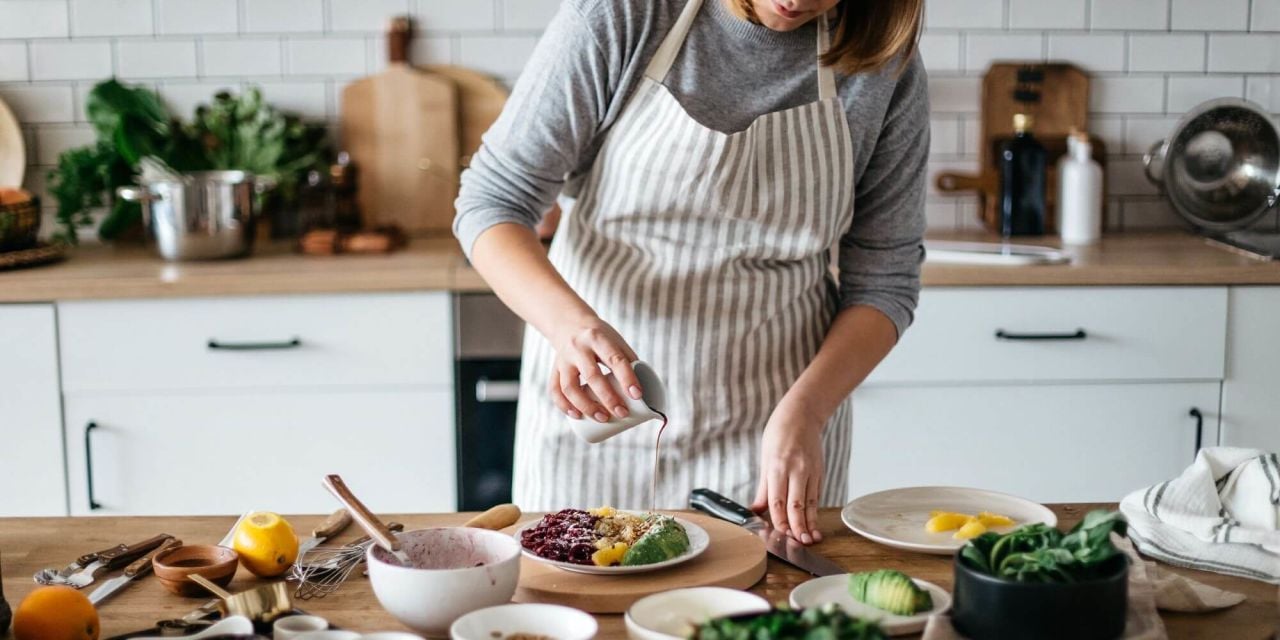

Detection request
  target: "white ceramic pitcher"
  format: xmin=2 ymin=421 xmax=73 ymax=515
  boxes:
xmin=568 ymin=361 xmax=667 ymax=444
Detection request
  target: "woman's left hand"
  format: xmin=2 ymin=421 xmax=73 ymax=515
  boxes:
xmin=751 ymin=399 xmax=826 ymax=545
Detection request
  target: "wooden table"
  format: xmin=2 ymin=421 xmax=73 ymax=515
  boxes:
xmin=1 ymin=506 xmax=1275 ymax=638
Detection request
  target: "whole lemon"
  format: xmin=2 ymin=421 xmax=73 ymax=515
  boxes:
xmin=13 ymin=585 xmax=99 ymax=640
xmin=232 ymin=511 xmax=299 ymax=577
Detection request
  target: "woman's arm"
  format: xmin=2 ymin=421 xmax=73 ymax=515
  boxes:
xmin=753 ymin=53 xmax=930 ymax=544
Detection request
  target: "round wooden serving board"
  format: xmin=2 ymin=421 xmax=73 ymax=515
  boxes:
xmin=507 ymin=512 xmax=767 ymax=613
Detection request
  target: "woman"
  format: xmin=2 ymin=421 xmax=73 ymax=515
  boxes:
xmin=455 ymin=0 xmax=927 ymax=545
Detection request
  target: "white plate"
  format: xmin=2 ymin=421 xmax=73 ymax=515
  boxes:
xmin=514 ymin=512 xmax=710 ymax=575
xmin=841 ymin=486 xmax=1056 ymax=555
xmin=789 ymin=574 xmax=951 ymax=636
xmin=451 ymin=603 xmax=598 ymax=640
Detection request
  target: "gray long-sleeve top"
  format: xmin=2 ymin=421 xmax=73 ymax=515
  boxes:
xmin=453 ymin=0 xmax=928 ymax=335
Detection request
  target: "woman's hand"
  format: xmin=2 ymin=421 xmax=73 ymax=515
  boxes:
xmin=752 ymin=398 xmax=826 ymax=545
xmin=549 ymin=316 xmax=643 ymax=422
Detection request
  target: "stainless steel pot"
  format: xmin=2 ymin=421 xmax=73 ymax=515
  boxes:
xmin=1143 ymin=98 xmax=1280 ymax=231
xmin=117 ymin=170 xmax=275 ymax=261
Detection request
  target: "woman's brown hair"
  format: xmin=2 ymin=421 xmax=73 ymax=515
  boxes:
xmin=727 ymin=0 xmax=923 ymax=75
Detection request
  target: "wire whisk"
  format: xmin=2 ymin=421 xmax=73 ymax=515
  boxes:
xmin=288 ymin=522 xmax=404 ymax=600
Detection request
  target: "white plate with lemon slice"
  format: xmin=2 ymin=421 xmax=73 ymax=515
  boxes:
xmin=841 ymin=486 xmax=1056 ymax=555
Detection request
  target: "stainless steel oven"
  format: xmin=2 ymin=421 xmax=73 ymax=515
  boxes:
xmin=454 ymin=293 xmax=525 ymax=510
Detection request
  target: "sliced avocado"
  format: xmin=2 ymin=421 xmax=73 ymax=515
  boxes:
xmin=621 ymin=517 xmax=690 ymax=566
xmin=848 ymin=570 xmax=933 ymax=616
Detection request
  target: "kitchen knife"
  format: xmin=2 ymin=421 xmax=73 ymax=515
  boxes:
xmin=690 ymin=488 xmax=846 ymax=577
xmin=32 ymin=541 xmax=145 ymax=585
xmin=297 ymin=508 xmax=353 ymax=557
xmin=65 ymin=533 xmax=174 ymax=588
xmin=88 ymin=538 xmax=181 ymax=605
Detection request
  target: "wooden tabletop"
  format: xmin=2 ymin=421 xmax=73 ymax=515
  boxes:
xmin=1 ymin=506 xmax=1275 ymax=638
xmin=3 ymin=231 xmax=1280 ymax=303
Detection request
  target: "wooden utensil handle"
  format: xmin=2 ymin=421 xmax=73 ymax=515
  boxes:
xmin=187 ymin=573 xmax=233 ymax=600
xmin=77 ymin=543 xmax=126 ymax=567
xmin=388 ymin=16 xmax=412 ymax=63
xmin=935 ymin=171 xmax=986 ymax=193
xmin=100 ymin=533 xmax=173 ymax=567
xmin=346 ymin=522 xmax=404 ymax=549
xmin=464 ymin=504 xmax=522 ymax=531
xmin=323 ymin=474 xmax=401 ymax=552
xmin=124 ymin=538 xmax=182 ymax=578
xmin=313 ymin=509 xmax=353 ymax=539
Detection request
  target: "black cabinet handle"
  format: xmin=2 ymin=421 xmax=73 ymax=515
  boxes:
xmin=85 ymin=421 xmax=102 ymax=511
xmin=1190 ymin=407 xmax=1204 ymax=457
xmin=207 ymin=337 xmax=302 ymax=351
xmin=995 ymin=329 xmax=1088 ymax=341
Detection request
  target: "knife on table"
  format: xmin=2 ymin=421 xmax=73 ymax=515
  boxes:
xmin=88 ymin=538 xmax=182 ymax=605
xmin=691 ymin=488 xmax=846 ymax=577
xmin=298 ymin=508 xmax=353 ymax=557
xmin=64 ymin=533 xmax=174 ymax=588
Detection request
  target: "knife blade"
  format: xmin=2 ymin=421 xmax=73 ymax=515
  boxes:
xmin=298 ymin=508 xmax=353 ymax=557
xmin=88 ymin=538 xmax=182 ymax=605
xmin=690 ymin=488 xmax=846 ymax=577
xmin=32 ymin=541 xmax=139 ymax=585
xmin=65 ymin=533 xmax=174 ymax=589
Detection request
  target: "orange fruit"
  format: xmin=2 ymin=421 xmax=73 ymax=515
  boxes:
xmin=232 ymin=511 xmax=299 ymax=577
xmin=13 ymin=585 xmax=99 ymax=640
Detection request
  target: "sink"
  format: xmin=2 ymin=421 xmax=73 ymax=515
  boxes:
xmin=925 ymin=240 xmax=1071 ymax=266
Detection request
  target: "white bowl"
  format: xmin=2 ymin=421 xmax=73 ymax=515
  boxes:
xmin=451 ymin=603 xmax=598 ymax=640
xmin=625 ymin=587 xmax=771 ymax=640
xmin=368 ymin=528 xmax=522 ymax=637
xmin=360 ymin=634 xmax=425 ymax=640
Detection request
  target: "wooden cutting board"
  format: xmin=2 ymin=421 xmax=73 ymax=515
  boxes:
xmin=935 ymin=62 xmax=1107 ymax=232
xmin=508 ymin=512 xmax=768 ymax=613
xmin=341 ymin=17 xmax=460 ymax=234
xmin=0 ymin=97 xmax=25 ymax=188
xmin=422 ymin=64 xmax=508 ymax=169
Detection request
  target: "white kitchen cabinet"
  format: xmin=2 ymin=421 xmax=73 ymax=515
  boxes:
xmin=849 ymin=382 xmax=1221 ymax=503
xmin=63 ymin=389 xmax=456 ymax=516
xmin=1221 ymin=287 xmax=1280 ymax=451
xmin=0 ymin=304 xmax=67 ymax=516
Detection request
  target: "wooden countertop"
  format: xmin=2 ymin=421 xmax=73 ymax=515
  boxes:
xmin=1 ymin=507 xmax=1275 ymax=638
xmin=3 ymin=232 xmax=1280 ymax=303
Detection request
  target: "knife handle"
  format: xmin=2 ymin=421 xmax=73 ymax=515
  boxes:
xmin=76 ymin=542 xmax=129 ymax=568
xmin=690 ymin=488 xmax=757 ymax=525
xmin=101 ymin=533 xmax=173 ymax=569
xmin=124 ymin=538 xmax=182 ymax=578
xmin=313 ymin=508 xmax=353 ymax=539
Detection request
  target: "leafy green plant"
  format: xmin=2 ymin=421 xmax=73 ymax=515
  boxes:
xmin=46 ymin=79 xmax=330 ymax=244
xmin=960 ymin=510 xmax=1128 ymax=583
xmin=693 ymin=605 xmax=887 ymax=640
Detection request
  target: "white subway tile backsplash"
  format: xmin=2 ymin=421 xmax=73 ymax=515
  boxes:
xmin=1167 ymin=75 xmax=1244 ymax=112
xmin=1089 ymin=116 xmax=1124 ymax=155
xmin=1123 ymin=116 xmax=1180 ymax=154
xmin=929 ymin=118 xmax=960 ymax=156
xmin=286 ymin=38 xmax=367 ymax=75
xmin=157 ymin=0 xmax=237 ymax=35
xmin=925 ymin=0 xmax=1003 ymax=29
xmin=1123 ymin=198 xmax=1183 ymax=229
xmin=965 ymin=34 xmax=1044 ymax=72
xmin=1246 ymin=76 xmax=1280 ymax=112
xmin=70 ymin=0 xmax=152 ymax=36
xmin=243 ymin=0 xmax=323 ymax=33
xmin=417 ymin=0 xmax=496 ymax=31
xmin=503 ymin=0 xmax=561 ymax=30
xmin=1047 ymin=34 xmax=1125 ymax=73
xmin=1089 ymin=0 xmax=1167 ymax=30
xmin=117 ymin=40 xmax=198 ymax=78
xmin=328 ymin=0 xmax=410 ymax=32
xmin=1254 ymin=0 xmax=1280 ymax=31
xmin=202 ymin=39 xmax=283 ymax=76
xmin=919 ymin=34 xmax=961 ymax=72
xmin=1090 ymin=76 xmax=1165 ymax=113
xmin=255 ymin=81 xmax=327 ymax=119
xmin=0 ymin=1 xmax=69 ymax=38
xmin=157 ymin=82 xmax=238 ymax=117
xmin=0 ymin=43 xmax=29 ymax=81
xmin=30 ymin=41 xmax=112 ymax=81
xmin=1209 ymin=35 xmax=1280 ymax=73
xmin=928 ymin=77 xmax=982 ymax=113
xmin=1129 ymin=34 xmax=1205 ymax=73
xmin=1171 ymin=0 xmax=1249 ymax=31
xmin=1010 ymin=0 xmax=1085 ymax=29
xmin=960 ymin=116 xmax=982 ymax=155
xmin=924 ymin=200 xmax=959 ymax=230
xmin=404 ymin=36 xmax=455 ymax=67
xmin=0 ymin=85 xmax=75 ymax=123
xmin=458 ymin=34 xmax=537 ymax=76
xmin=34 ymin=124 xmax=94 ymax=163
xmin=1105 ymin=158 xmax=1158 ymax=195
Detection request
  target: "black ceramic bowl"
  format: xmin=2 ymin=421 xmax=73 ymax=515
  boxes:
xmin=952 ymin=551 xmax=1129 ymax=640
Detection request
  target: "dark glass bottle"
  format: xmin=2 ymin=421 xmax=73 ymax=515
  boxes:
xmin=999 ymin=113 xmax=1046 ymax=236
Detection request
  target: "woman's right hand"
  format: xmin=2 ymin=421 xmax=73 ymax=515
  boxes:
xmin=549 ymin=317 xmax=643 ymax=423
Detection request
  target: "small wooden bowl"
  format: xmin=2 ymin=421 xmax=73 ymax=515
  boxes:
xmin=153 ymin=544 xmax=240 ymax=597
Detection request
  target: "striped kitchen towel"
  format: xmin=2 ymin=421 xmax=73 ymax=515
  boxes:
xmin=1120 ymin=447 xmax=1280 ymax=584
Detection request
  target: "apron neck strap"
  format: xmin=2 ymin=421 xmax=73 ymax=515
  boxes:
xmin=646 ymin=0 xmax=838 ymax=101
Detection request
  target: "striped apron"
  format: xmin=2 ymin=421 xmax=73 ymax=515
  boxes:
xmin=513 ymin=0 xmax=856 ymax=511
